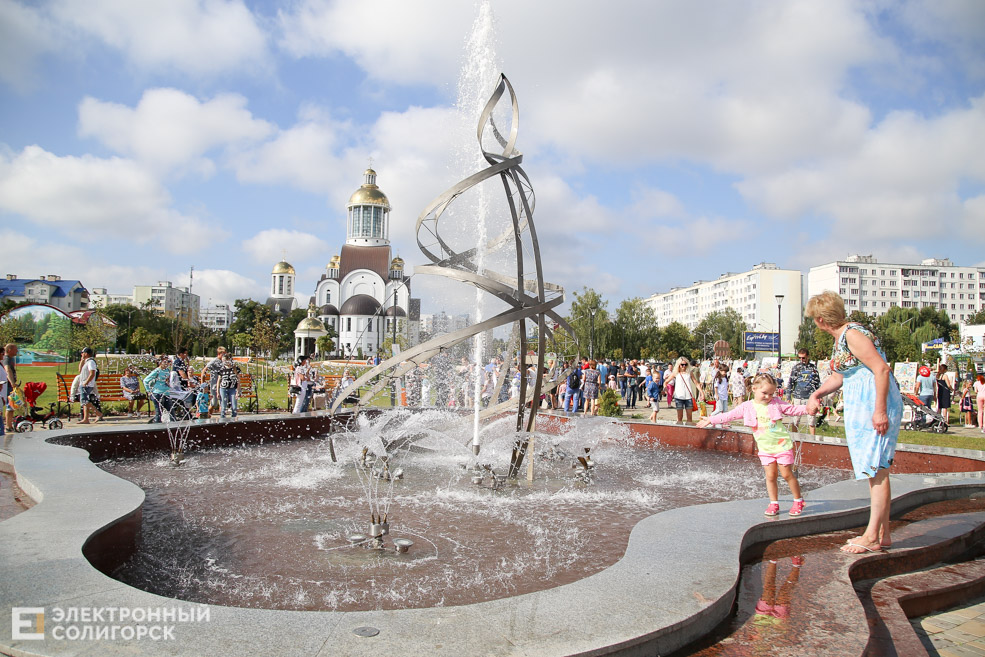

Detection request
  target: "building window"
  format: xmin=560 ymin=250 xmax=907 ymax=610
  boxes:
xmin=367 ymin=319 xmax=372 ymax=331
xmin=347 ymin=318 xmax=351 ymax=331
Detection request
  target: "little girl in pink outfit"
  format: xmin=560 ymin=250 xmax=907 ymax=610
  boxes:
xmin=698 ymin=373 xmax=811 ymax=517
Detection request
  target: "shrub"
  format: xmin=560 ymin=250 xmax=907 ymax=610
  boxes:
xmin=598 ymin=389 xmax=622 ymax=417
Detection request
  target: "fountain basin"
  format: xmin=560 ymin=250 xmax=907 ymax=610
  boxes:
xmin=3 ymin=411 xmax=985 ymax=656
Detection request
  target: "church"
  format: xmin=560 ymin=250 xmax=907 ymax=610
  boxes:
xmin=269 ymin=168 xmax=418 ymax=360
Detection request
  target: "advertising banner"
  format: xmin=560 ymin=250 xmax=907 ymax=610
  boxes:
xmin=743 ymin=331 xmax=779 ymax=352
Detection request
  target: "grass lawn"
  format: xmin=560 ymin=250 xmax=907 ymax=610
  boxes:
xmin=813 ymin=421 xmax=984 ymax=451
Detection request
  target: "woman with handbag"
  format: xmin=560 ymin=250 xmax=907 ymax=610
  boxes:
xmin=665 ymin=357 xmax=701 ymax=424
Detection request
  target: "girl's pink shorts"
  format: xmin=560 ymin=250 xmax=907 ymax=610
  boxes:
xmin=759 ymin=449 xmax=795 ymax=466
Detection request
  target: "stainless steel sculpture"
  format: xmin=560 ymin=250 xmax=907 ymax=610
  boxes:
xmin=330 ymin=74 xmax=575 ymax=476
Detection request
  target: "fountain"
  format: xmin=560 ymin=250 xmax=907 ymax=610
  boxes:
xmin=329 ymin=70 xmax=575 ymax=479
xmin=6 ymin=5 xmax=985 ymax=656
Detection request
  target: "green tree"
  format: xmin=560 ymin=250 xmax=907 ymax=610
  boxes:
xmin=566 ymin=287 xmax=609 ymax=358
xmin=130 ymin=327 xmax=159 ymax=353
xmin=693 ymin=309 xmax=748 ymax=359
xmin=794 ymin=315 xmax=815 ymax=355
xmin=70 ymin=312 xmax=115 ymax=354
xmin=614 ymin=297 xmax=657 ymax=359
xmin=231 ymin=332 xmax=252 ymax=355
xmin=278 ymin=307 xmax=309 ymax=354
xmin=229 ymin=299 xmax=271 ymax=337
xmin=251 ymin=315 xmax=279 ymax=359
xmin=967 ymin=309 xmax=985 ymax=325
xmin=380 ymin=335 xmax=408 ymax=360
xmin=658 ymin=321 xmax=692 ymax=361
xmin=316 ymin=333 xmax=336 ymax=357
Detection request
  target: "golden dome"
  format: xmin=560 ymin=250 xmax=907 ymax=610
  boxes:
xmin=296 ymin=316 xmax=326 ymax=331
xmin=390 ymin=257 xmax=405 ymax=270
xmin=328 ymin=254 xmax=341 ymax=268
xmin=347 ymin=168 xmax=391 ymax=209
xmin=272 ymin=260 xmax=295 ymax=275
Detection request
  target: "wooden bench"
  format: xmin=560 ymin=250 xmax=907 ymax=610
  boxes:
xmin=288 ymin=375 xmax=344 ymax=411
xmin=200 ymin=371 xmax=260 ymax=413
xmin=55 ymin=372 xmax=151 ymax=419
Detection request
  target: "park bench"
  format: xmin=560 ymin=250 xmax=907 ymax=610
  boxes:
xmin=290 ymin=375 xmax=344 ymax=411
xmin=55 ymin=372 xmax=152 ymax=419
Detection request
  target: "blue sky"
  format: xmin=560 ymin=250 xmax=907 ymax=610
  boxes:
xmin=1 ymin=0 xmax=983 ymax=317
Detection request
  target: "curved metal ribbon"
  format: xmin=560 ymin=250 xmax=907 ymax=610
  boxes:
xmin=331 ymin=73 xmax=576 ymax=475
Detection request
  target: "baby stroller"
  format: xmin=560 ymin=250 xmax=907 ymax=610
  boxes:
xmin=13 ymin=382 xmax=64 ymax=432
xmin=164 ymin=383 xmax=202 ymax=422
xmin=902 ymin=393 xmax=949 ymax=433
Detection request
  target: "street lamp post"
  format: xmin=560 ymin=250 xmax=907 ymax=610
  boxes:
xmin=775 ymin=294 xmax=785 ymax=361
xmin=387 ymin=277 xmax=410 ymax=407
xmin=696 ymin=329 xmax=712 ymax=360
xmin=125 ymin=309 xmax=135 ymax=354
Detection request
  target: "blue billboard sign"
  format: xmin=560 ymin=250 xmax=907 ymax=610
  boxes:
xmin=743 ymin=331 xmax=779 ymax=352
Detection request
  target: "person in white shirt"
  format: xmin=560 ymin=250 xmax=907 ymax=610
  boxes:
xmin=78 ymin=347 xmax=103 ymax=424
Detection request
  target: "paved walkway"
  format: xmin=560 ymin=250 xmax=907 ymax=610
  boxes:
xmin=915 ymin=597 xmax=985 ymax=656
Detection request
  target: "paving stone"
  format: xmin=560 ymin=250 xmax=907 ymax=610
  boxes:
xmin=958 ymin=621 xmax=985 ymax=637
xmin=940 ymin=646 xmax=985 ymax=657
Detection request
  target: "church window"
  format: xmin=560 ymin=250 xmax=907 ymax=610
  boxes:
xmin=325 ymin=291 xmax=331 ymax=305
xmin=278 ymin=277 xmax=283 ymax=295
xmin=347 ymin=318 xmax=352 ymax=331
xmin=367 ymin=319 xmax=372 ymax=331
xmin=372 ymin=207 xmax=382 ymax=236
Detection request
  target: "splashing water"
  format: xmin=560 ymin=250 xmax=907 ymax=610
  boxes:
xmin=100 ymin=409 xmax=848 ymax=612
xmin=457 ymin=0 xmax=502 ymax=455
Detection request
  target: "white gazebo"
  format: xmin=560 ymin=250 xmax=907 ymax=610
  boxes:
xmin=294 ymin=302 xmax=328 ymax=361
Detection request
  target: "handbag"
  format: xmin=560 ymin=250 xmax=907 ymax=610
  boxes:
xmin=678 ymin=375 xmax=698 ymax=411
xmin=288 ymin=385 xmax=301 ymax=395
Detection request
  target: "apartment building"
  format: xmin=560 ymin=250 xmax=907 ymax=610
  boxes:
xmin=200 ymin=304 xmax=233 ymax=331
xmin=807 ymin=255 xmax=984 ymax=324
xmin=89 ymin=288 xmax=134 ymax=308
xmin=132 ymin=281 xmax=200 ymax=327
xmin=644 ymin=263 xmax=802 ymax=353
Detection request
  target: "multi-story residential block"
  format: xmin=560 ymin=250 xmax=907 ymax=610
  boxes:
xmin=807 ymin=255 xmax=984 ymax=324
xmin=132 ymin=281 xmax=200 ymax=327
xmin=201 ymin=304 xmax=233 ymax=331
xmin=644 ymin=263 xmax=802 ymax=355
xmin=89 ymin=287 xmax=134 ymax=308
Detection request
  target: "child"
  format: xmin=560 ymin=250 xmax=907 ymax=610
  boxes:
xmin=697 ymin=373 xmax=809 ymax=517
xmin=195 ymin=386 xmax=210 ymax=419
xmin=713 ymin=365 xmax=730 ymax=414
xmin=959 ymin=378 xmax=975 ymax=428
xmin=607 ymin=374 xmax=618 ymax=392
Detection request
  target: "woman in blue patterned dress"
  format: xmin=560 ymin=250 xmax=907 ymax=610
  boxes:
xmin=804 ymin=291 xmax=902 ymax=554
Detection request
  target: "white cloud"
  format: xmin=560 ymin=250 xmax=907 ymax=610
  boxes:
xmin=172 ymin=268 xmax=262 ymax=306
xmin=50 ymin=0 xmax=270 ymax=77
xmin=899 ymin=0 xmax=985 ymax=78
xmin=230 ymin=105 xmax=353 ymax=193
xmin=0 ymin=0 xmax=60 ymax=92
xmin=0 ymin=145 xmax=227 ymax=252
xmin=736 ymin=95 xmax=985 ymax=241
xmin=276 ymin=0 xmax=474 ymax=84
xmin=78 ymin=88 xmax=274 ymax=176
xmin=241 ymin=228 xmax=331 ymax=265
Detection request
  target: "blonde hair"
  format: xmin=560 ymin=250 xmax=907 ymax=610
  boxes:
xmin=805 ymin=290 xmax=847 ymax=327
xmin=674 ymin=357 xmax=689 ymax=371
xmin=751 ymin=373 xmax=777 ymax=390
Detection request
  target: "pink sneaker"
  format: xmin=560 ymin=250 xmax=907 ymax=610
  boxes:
xmin=765 ymin=502 xmax=780 ymax=516
xmin=789 ymin=500 xmax=806 ymax=516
